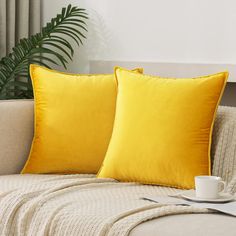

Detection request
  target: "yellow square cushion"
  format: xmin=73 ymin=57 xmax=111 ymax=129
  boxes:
xmin=98 ymin=67 xmax=228 ymax=189
xmin=22 ymin=65 xmax=143 ymax=174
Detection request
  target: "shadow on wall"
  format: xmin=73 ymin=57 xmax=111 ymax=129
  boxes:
xmin=221 ymin=83 xmax=236 ymax=107
xmin=86 ymin=9 xmax=113 ymax=60
xmin=64 ymin=8 xmax=114 ymax=74
xmin=45 ymin=8 xmax=113 ymax=74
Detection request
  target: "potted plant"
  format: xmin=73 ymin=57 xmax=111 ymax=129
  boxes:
xmin=0 ymin=4 xmax=88 ymax=99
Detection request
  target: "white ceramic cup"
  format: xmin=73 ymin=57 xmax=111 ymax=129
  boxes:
xmin=195 ymin=176 xmax=226 ymax=199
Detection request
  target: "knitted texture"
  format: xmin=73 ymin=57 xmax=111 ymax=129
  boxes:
xmin=212 ymin=106 xmax=236 ymax=192
xmin=0 ymin=175 xmax=209 ymax=236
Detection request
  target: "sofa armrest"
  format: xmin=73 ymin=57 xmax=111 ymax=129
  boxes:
xmin=0 ymin=99 xmax=34 ymax=174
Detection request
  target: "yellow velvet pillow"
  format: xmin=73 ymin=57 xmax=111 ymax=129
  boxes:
xmin=22 ymin=65 xmax=143 ymax=174
xmin=98 ymin=67 xmax=228 ymax=189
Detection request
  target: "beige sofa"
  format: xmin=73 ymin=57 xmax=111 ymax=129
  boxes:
xmin=0 ymin=99 xmax=235 ymax=235
xmin=0 ymin=100 xmax=34 ymax=174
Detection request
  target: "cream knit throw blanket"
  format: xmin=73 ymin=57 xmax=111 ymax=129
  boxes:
xmin=0 ymin=105 xmax=235 ymax=236
xmin=0 ymin=175 xmax=210 ymax=236
xmin=212 ymin=106 xmax=236 ymax=194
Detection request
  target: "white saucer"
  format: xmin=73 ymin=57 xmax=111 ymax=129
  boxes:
xmin=181 ymin=190 xmax=234 ymax=203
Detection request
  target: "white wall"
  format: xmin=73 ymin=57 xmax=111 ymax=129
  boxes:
xmin=42 ymin=0 xmax=236 ymax=74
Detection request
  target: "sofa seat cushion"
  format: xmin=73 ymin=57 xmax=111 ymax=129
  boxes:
xmin=130 ymin=213 xmax=236 ymax=236
xmin=0 ymin=174 xmax=235 ymax=235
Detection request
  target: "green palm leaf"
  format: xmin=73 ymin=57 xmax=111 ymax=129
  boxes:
xmin=0 ymin=4 xmax=88 ymax=99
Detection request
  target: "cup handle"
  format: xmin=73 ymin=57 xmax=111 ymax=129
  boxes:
xmin=218 ymin=180 xmax=226 ymax=193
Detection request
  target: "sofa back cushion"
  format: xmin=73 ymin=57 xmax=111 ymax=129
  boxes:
xmin=0 ymin=100 xmax=34 ymax=174
xmin=0 ymin=99 xmax=235 ymax=184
